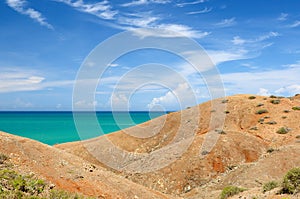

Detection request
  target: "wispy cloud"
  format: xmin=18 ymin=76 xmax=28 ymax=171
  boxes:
xmin=176 ymin=0 xmax=206 ymax=7
xmin=187 ymin=7 xmax=212 ymax=15
xmin=0 ymin=67 xmax=73 ymax=93
xmin=277 ymin=13 xmax=288 ymax=21
xmin=231 ymin=32 xmax=279 ymax=45
xmin=55 ymin=0 xmax=117 ymax=20
xmin=121 ymin=0 xmax=170 ymax=7
xmin=215 ymin=17 xmax=236 ymax=27
xmin=289 ymin=20 xmax=300 ymax=28
xmin=130 ymin=24 xmax=210 ymax=38
xmin=6 ymin=0 xmax=53 ymax=29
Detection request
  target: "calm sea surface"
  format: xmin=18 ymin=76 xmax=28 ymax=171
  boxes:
xmin=0 ymin=112 xmax=165 ymax=145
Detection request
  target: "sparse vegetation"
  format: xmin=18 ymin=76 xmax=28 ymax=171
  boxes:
xmin=258 ymin=118 xmax=264 ymax=123
xmin=282 ymin=116 xmax=287 ymax=119
xmin=248 ymin=96 xmax=256 ymax=99
xmin=270 ymin=95 xmax=277 ymax=98
xmin=280 ymin=167 xmax=300 ymax=194
xmin=263 ymin=181 xmax=278 ymax=193
xmin=222 ymin=99 xmax=229 ymax=103
xmin=292 ymin=106 xmax=300 ymax=110
xmin=283 ymin=110 xmax=290 ymax=113
xmin=215 ymin=129 xmax=226 ymax=134
xmin=266 ymin=121 xmax=277 ymax=125
xmin=220 ymin=186 xmax=246 ymax=199
xmin=0 ymin=154 xmax=8 ymax=164
xmin=250 ymin=126 xmax=258 ymax=130
xmin=224 ymin=111 xmax=230 ymax=114
xmin=267 ymin=148 xmax=275 ymax=153
xmin=270 ymin=99 xmax=280 ymax=104
xmin=256 ymin=109 xmax=268 ymax=114
xmin=276 ymin=127 xmax=290 ymax=134
xmin=256 ymin=103 xmax=264 ymax=107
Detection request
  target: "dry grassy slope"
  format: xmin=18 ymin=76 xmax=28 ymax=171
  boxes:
xmin=0 ymin=131 xmax=176 ymax=199
xmin=56 ymin=94 xmax=300 ymax=197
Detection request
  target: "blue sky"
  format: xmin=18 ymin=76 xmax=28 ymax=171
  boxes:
xmin=1 ymin=0 xmax=300 ymax=111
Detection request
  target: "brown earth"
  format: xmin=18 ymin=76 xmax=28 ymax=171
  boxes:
xmin=1 ymin=94 xmax=300 ymax=198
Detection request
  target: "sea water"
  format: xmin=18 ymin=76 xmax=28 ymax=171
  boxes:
xmin=0 ymin=112 xmax=165 ymax=145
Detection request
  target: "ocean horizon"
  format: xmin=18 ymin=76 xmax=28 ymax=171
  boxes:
xmin=0 ymin=111 xmax=167 ymax=145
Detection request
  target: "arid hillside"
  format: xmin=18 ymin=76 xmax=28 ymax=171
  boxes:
xmin=56 ymin=94 xmax=300 ymax=198
xmin=0 ymin=94 xmax=299 ymax=199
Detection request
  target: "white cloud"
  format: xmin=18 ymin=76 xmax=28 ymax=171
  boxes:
xmin=6 ymin=0 xmax=53 ymax=29
xmin=187 ymin=7 xmax=212 ymax=15
xmin=215 ymin=17 xmax=236 ymax=27
xmin=283 ymin=61 xmax=300 ymax=68
xmin=147 ymin=83 xmax=196 ymax=110
xmin=176 ymin=0 xmax=206 ymax=7
xmin=0 ymin=67 xmax=73 ymax=93
xmin=221 ymin=66 xmax=300 ymax=96
xmin=207 ymin=49 xmax=248 ymax=65
xmin=278 ymin=13 xmax=288 ymax=21
xmin=257 ymin=88 xmax=270 ymax=96
xmin=56 ymin=0 xmax=117 ymax=20
xmin=290 ymin=21 xmax=300 ymax=28
xmin=231 ymin=36 xmax=246 ymax=45
xmin=131 ymin=24 xmax=210 ymax=38
xmin=275 ymin=84 xmax=300 ymax=95
xmin=231 ymin=32 xmax=279 ymax=45
xmin=121 ymin=0 xmax=170 ymax=7
xmin=118 ymin=16 xmax=158 ymax=27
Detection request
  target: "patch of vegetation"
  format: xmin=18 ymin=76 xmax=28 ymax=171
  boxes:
xmin=0 ymin=154 xmax=8 ymax=164
xmin=215 ymin=129 xmax=226 ymax=134
xmin=221 ymin=99 xmax=229 ymax=103
xmin=267 ymin=148 xmax=275 ymax=153
xmin=280 ymin=167 xmax=300 ymax=194
xmin=248 ymin=96 xmax=256 ymax=99
xmin=224 ymin=111 xmax=230 ymax=114
xmin=292 ymin=106 xmax=300 ymax=110
xmin=250 ymin=126 xmax=258 ymax=130
xmin=256 ymin=109 xmax=268 ymax=114
xmin=263 ymin=98 xmax=267 ymax=100
xmin=270 ymin=95 xmax=277 ymax=98
xmin=270 ymin=99 xmax=281 ymax=104
xmin=0 ymin=155 xmax=93 ymax=199
xmin=210 ymin=110 xmax=216 ymax=113
xmin=263 ymin=181 xmax=278 ymax=193
xmin=256 ymin=103 xmax=264 ymax=107
xmin=283 ymin=110 xmax=290 ymax=113
xmin=220 ymin=186 xmax=246 ymax=199
xmin=276 ymin=127 xmax=290 ymax=134
xmin=266 ymin=121 xmax=277 ymax=125
xmin=282 ymin=116 xmax=287 ymax=119
xmin=258 ymin=118 xmax=264 ymax=123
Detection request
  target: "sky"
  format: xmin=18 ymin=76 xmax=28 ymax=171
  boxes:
xmin=1 ymin=0 xmax=300 ymax=111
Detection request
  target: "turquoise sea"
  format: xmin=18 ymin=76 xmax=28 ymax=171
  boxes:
xmin=0 ymin=112 xmax=165 ymax=145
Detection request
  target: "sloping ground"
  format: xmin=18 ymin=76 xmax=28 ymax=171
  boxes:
xmin=0 ymin=131 xmax=176 ymax=199
xmin=56 ymin=94 xmax=300 ymax=198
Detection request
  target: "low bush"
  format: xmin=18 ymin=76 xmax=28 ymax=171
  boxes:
xmin=263 ymin=181 xmax=278 ymax=193
xmin=256 ymin=109 xmax=268 ymax=114
xmin=292 ymin=106 xmax=300 ymax=110
xmin=276 ymin=127 xmax=290 ymax=134
xmin=281 ymin=167 xmax=300 ymax=194
xmin=248 ymin=96 xmax=256 ymax=99
xmin=220 ymin=186 xmax=246 ymax=199
xmin=270 ymin=99 xmax=280 ymax=104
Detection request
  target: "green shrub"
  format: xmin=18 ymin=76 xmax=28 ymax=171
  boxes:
xmin=221 ymin=99 xmax=229 ymax=103
xmin=270 ymin=95 xmax=277 ymax=98
xmin=276 ymin=127 xmax=290 ymax=134
xmin=0 ymin=154 xmax=8 ymax=164
xmin=256 ymin=109 xmax=268 ymax=114
xmin=281 ymin=167 xmax=300 ymax=194
xmin=220 ymin=186 xmax=246 ymax=199
xmin=263 ymin=181 xmax=278 ymax=193
xmin=270 ymin=99 xmax=280 ymax=104
xmin=292 ymin=106 xmax=300 ymax=110
xmin=248 ymin=96 xmax=256 ymax=99
xmin=266 ymin=121 xmax=277 ymax=125
xmin=256 ymin=103 xmax=264 ymax=107
xmin=267 ymin=148 xmax=275 ymax=153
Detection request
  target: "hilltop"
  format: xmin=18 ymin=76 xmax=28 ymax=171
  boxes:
xmin=1 ymin=94 xmax=300 ymax=198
